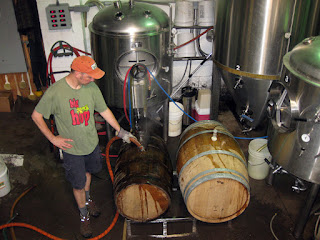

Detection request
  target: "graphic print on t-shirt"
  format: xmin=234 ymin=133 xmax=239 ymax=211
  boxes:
xmin=69 ymin=98 xmax=90 ymax=126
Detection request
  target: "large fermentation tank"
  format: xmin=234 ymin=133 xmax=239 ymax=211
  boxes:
xmin=214 ymin=0 xmax=320 ymax=129
xmin=267 ymin=36 xmax=320 ymax=184
xmin=89 ymin=2 xmax=172 ymax=109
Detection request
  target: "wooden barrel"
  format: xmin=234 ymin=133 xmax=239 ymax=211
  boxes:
xmin=114 ymin=135 xmax=172 ymax=222
xmin=177 ymin=120 xmax=250 ymax=223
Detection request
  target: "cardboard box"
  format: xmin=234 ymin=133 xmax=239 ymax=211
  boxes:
xmin=0 ymin=91 xmax=14 ymax=112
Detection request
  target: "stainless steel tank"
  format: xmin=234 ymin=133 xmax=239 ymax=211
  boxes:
xmin=267 ymin=36 xmax=320 ymax=184
xmin=89 ymin=2 xmax=172 ymax=109
xmin=214 ymin=0 xmax=320 ymax=129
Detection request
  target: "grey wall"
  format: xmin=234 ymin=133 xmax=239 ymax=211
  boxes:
xmin=0 ymin=0 xmax=27 ymax=73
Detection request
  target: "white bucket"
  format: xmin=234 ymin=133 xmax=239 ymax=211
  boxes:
xmin=198 ymin=0 xmax=215 ymax=26
xmin=248 ymin=139 xmax=271 ymax=180
xmin=176 ymin=32 xmax=196 ymax=57
xmin=0 ymin=160 xmax=11 ymax=197
xmin=175 ymin=1 xmax=194 ymax=26
xmin=169 ymin=102 xmax=184 ymax=137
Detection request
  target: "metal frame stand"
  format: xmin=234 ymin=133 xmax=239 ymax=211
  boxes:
xmin=124 ymin=217 xmax=197 ymax=239
xmin=210 ymin=62 xmax=221 ymax=121
xmin=163 ymin=98 xmax=169 ymax=143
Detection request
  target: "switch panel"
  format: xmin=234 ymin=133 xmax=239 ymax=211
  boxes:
xmin=46 ymin=3 xmax=72 ymax=30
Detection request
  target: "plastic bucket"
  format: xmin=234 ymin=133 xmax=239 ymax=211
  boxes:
xmin=176 ymin=33 xmax=196 ymax=57
xmin=198 ymin=0 xmax=215 ymax=26
xmin=0 ymin=161 xmax=10 ymax=197
xmin=174 ymin=1 xmax=194 ymax=26
xmin=248 ymin=139 xmax=271 ymax=180
xmin=169 ymin=102 xmax=184 ymax=137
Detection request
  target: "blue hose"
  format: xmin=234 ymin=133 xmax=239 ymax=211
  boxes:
xmin=144 ymin=67 xmax=267 ymax=141
xmin=234 ymin=136 xmax=268 ymax=140
xmin=146 ymin=68 xmax=198 ymax=123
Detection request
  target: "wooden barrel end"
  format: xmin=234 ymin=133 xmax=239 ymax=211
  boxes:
xmin=115 ymin=183 xmax=171 ymax=222
xmin=185 ymin=178 xmax=250 ymax=223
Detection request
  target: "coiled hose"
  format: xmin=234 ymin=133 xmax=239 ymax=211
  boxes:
xmin=0 ymin=136 xmax=143 ymax=239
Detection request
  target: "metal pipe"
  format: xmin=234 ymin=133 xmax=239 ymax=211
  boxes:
xmin=113 ymin=1 xmax=122 ymax=8
xmin=293 ymin=183 xmax=320 ymax=239
xmin=171 ymin=53 xmax=212 ymax=98
xmin=163 ymin=98 xmax=169 ymax=143
xmin=129 ymin=0 xmax=134 ymax=8
xmin=210 ymin=63 xmax=220 ymax=120
xmin=265 ymin=167 xmax=275 ymax=186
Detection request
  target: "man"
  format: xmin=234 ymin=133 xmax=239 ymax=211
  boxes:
xmin=32 ymin=56 xmax=133 ymax=238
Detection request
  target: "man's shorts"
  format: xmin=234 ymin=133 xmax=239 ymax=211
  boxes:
xmin=62 ymin=145 xmax=102 ymax=189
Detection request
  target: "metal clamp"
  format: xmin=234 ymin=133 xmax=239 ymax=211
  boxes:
xmin=292 ymin=178 xmax=307 ymax=193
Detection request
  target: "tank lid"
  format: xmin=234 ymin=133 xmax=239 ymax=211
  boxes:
xmin=283 ymin=36 xmax=320 ymax=87
xmin=89 ymin=2 xmax=170 ymax=36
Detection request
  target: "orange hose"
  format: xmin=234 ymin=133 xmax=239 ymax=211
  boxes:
xmin=105 ymin=136 xmax=121 ymax=182
xmin=0 ymin=222 xmax=66 ymax=240
xmin=105 ymin=136 xmax=144 ymax=183
xmin=89 ymin=212 xmax=119 ymax=240
xmin=0 ymin=136 xmax=143 ymax=239
xmin=129 ymin=137 xmax=145 ymax=152
xmin=10 ymin=185 xmax=36 ymax=240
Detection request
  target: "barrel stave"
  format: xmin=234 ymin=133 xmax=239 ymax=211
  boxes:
xmin=177 ymin=121 xmax=250 ymax=223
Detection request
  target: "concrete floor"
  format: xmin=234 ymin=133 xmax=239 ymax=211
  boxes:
xmin=0 ymin=98 xmax=319 ymax=240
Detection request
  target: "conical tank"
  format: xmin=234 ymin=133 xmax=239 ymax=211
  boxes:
xmin=214 ymin=0 xmax=320 ymax=129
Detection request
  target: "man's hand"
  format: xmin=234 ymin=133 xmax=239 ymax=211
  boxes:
xmin=51 ymin=135 xmax=74 ymax=150
xmin=117 ymin=128 xmax=136 ymax=143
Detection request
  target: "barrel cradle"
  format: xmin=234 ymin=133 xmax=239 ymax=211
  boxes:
xmin=177 ymin=120 xmax=250 ymax=223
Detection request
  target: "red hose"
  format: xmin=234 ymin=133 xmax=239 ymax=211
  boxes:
xmin=46 ymin=45 xmax=91 ymax=85
xmin=173 ymin=26 xmax=213 ymax=50
xmin=123 ymin=67 xmax=133 ymax=124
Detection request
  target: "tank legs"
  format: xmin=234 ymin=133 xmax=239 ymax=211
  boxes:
xmin=293 ymin=183 xmax=320 ymax=239
xmin=163 ymin=99 xmax=169 ymax=143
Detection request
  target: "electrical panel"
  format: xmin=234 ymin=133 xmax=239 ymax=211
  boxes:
xmin=45 ymin=3 xmax=72 ymax=30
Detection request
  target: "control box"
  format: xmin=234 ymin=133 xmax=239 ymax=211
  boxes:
xmin=45 ymin=3 xmax=72 ymax=30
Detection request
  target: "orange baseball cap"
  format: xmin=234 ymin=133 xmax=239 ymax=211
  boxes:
xmin=71 ymin=56 xmax=105 ymax=79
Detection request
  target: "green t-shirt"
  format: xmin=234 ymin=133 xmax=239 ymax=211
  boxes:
xmin=35 ymin=77 xmax=108 ymax=155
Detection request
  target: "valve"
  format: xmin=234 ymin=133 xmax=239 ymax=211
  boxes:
xmin=292 ymin=178 xmax=307 ymax=193
xmin=234 ymin=76 xmax=243 ymax=89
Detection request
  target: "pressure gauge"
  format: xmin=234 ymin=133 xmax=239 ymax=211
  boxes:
xmin=301 ymin=134 xmax=310 ymax=143
xmin=116 ymin=50 xmax=158 ymax=81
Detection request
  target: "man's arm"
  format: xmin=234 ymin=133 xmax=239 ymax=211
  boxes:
xmin=31 ymin=110 xmax=74 ymax=150
xmin=99 ymin=108 xmax=136 ymax=143
xmin=99 ymin=108 xmax=121 ymax=132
